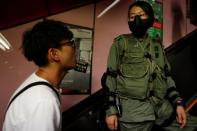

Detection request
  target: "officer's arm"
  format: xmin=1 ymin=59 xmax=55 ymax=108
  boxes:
xmin=105 ymin=40 xmax=121 ymax=116
xmin=164 ymin=56 xmax=183 ymax=105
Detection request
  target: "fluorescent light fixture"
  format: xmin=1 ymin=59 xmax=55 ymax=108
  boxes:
xmin=97 ymin=0 xmax=120 ymax=18
xmin=0 ymin=32 xmax=12 ymax=51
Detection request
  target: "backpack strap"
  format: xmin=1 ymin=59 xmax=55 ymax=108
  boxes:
xmin=6 ymin=81 xmax=60 ymax=112
xmin=119 ymin=35 xmax=128 ymax=61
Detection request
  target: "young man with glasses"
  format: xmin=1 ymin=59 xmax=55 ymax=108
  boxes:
xmin=3 ymin=19 xmax=76 ymax=131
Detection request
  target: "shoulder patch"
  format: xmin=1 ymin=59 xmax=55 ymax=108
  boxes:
xmin=152 ymin=38 xmax=162 ymax=45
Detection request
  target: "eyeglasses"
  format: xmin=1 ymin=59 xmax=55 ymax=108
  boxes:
xmin=59 ymin=39 xmax=75 ymax=48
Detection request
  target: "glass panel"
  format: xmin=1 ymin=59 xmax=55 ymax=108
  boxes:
xmin=60 ymin=24 xmax=93 ymax=94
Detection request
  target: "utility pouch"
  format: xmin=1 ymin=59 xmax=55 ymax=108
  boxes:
xmin=115 ymin=94 xmax=122 ymax=117
xmin=153 ymin=70 xmax=168 ymax=99
xmin=104 ymin=92 xmax=122 ymax=117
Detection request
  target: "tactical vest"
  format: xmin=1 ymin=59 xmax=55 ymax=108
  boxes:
xmin=115 ymin=34 xmax=168 ymax=100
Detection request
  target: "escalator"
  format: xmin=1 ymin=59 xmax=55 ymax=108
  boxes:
xmin=62 ymin=29 xmax=197 ymax=131
xmin=166 ymin=29 xmax=197 ymax=102
xmin=62 ymin=89 xmax=107 ymax=131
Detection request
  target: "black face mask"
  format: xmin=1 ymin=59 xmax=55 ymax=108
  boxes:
xmin=128 ymin=15 xmax=152 ymax=38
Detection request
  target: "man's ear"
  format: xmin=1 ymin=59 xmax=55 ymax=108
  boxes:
xmin=48 ymin=48 xmax=60 ymax=61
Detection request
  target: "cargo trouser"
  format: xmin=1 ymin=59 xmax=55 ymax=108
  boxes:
xmin=119 ymin=121 xmax=154 ymax=131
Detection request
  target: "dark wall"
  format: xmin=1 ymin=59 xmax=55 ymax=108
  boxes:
xmin=0 ymin=0 xmax=102 ymax=30
xmin=190 ymin=0 xmax=197 ymax=25
xmin=166 ymin=29 xmax=197 ymax=101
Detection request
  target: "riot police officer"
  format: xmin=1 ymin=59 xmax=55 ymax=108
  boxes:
xmin=103 ymin=1 xmax=186 ymax=131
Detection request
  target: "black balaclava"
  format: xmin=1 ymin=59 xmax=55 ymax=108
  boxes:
xmin=128 ymin=1 xmax=155 ymax=38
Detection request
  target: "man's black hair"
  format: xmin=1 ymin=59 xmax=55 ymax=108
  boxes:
xmin=22 ymin=19 xmax=73 ymax=66
xmin=128 ymin=1 xmax=155 ymax=26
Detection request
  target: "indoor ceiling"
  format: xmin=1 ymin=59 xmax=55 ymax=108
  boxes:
xmin=0 ymin=0 xmax=104 ymax=30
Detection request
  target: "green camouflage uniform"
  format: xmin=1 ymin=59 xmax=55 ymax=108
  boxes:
xmin=105 ymin=34 xmax=183 ymax=131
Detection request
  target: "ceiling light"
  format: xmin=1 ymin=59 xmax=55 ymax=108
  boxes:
xmin=97 ymin=0 xmax=120 ymax=18
xmin=0 ymin=32 xmax=12 ymax=51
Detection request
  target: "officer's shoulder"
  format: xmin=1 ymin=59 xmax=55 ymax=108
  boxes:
xmin=151 ymin=38 xmax=166 ymax=50
xmin=114 ymin=33 xmax=131 ymax=41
